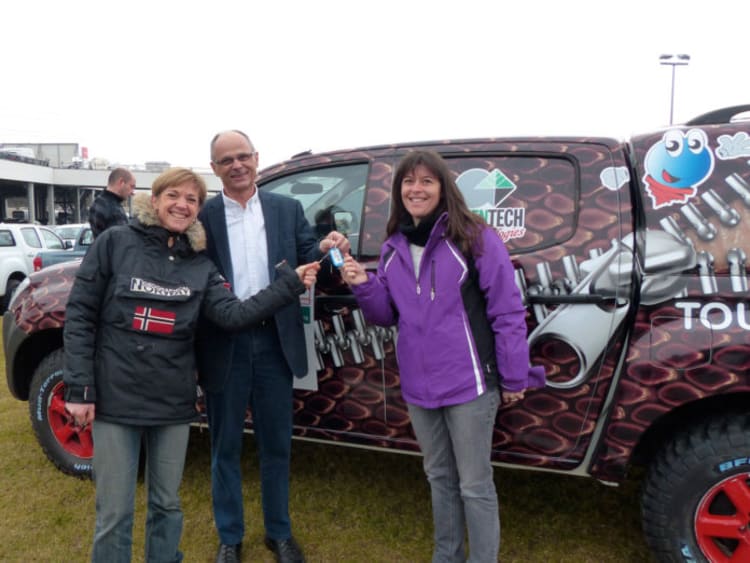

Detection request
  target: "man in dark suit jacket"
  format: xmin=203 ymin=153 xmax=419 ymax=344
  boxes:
xmin=197 ymin=130 xmax=349 ymax=563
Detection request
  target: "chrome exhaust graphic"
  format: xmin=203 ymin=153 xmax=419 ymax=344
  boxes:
xmin=726 ymin=173 xmax=750 ymax=207
xmin=728 ymin=248 xmax=748 ymax=293
xmin=696 ymin=251 xmax=718 ymax=295
xmin=702 ymin=189 xmax=740 ymax=227
xmin=314 ymin=310 xmax=397 ymax=368
xmin=528 ymin=230 xmax=696 ymax=389
xmin=681 ymin=202 xmax=717 ymax=241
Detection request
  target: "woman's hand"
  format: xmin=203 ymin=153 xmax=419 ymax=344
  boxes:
xmin=295 ymin=262 xmax=321 ymax=289
xmin=341 ymin=255 xmax=368 ymax=286
xmin=501 ymin=390 xmax=525 ymax=405
xmin=65 ymin=402 xmax=95 ymax=427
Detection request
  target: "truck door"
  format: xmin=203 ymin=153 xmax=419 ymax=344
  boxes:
xmin=260 ymin=162 xmax=409 ymax=445
xmin=309 ymin=140 xmax=643 ymax=470
xmin=400 ymin=141 xmax=641 ymax=470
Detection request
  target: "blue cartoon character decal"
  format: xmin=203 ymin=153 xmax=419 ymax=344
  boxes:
xmin=643 ymin=128 xmax=715 ymax=209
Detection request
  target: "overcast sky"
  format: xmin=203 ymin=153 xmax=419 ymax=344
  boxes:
xmin=2 ymin=0 xmax=748 ymax=170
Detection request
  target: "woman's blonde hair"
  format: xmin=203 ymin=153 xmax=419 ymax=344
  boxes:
xmin=151 ymin=167 xmax=208 ymax=205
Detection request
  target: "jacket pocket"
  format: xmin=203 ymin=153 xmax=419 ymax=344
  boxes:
xmin=109 ymin=274 xmax=203 ymax=338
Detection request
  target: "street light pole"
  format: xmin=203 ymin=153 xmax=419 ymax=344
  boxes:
xmin=659 ymin=54 xmax=691 ymax=125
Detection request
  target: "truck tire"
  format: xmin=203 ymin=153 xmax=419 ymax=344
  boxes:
xmin=642 ymin=413 xmax=750 ymax=562
xmin=2 ymin=277 xmax=21 ymax=312
xmin=28 ymin=349 xmax=93 ymax=479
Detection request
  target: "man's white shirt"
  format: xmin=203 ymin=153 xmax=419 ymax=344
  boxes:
xmin=222 ymin=189 xmax=270 ymax=300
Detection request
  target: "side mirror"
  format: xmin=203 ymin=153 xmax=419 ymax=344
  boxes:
xmin=333 ymin=211 xmax=354 ymax=235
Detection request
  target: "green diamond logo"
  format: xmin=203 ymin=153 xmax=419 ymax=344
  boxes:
xmin=475 ymin=169 xmax=517 ymax=205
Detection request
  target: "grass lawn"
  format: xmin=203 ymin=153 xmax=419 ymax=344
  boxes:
xmin=0 ymin=327 xmax=653 ymax=562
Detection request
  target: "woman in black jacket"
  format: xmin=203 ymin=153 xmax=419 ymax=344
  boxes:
xmin=63 ymin=167 xmax=319 ymax=563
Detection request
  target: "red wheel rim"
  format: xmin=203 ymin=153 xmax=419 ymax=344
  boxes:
xmin=695 ymin=473 xmax=750 ymax=562
xmin=47 ymin=381 xmax=93 ymax=459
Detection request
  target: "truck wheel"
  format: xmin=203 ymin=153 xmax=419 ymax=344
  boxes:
xmin=28 ymin=349 xmax=93 ymax=479
xmin=642 ymin=413 xmax=750 ymax=562
xmin=2 ymin=278 xmax=21 ymax=312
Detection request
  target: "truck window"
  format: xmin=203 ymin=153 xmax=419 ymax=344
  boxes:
xmin=80 ymin=228 xmax=94 ymax=246
xmin=40 ymin=228 xmax=64 ymax=250
xmin=0 ymin=230 xmax=15 ymax=247
xmin=445 ymin=154 xmax=578 ymax=254
xmin=20 ymin=228 xmax=42 ymax=248
xmin=260 ymin=164 xmax=368 ymax=256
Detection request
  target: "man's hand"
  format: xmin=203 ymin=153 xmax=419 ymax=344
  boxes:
xmin=65 ymin=402 xmax=95 ymax=427
xmin=319 ymin=230 xmax=351 ymax=255
xmin=296 ymin=262 xmax=321 ymax=289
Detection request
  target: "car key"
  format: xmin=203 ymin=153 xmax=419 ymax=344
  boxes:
xmin=328 ymin=247 xmax=344 ymax=267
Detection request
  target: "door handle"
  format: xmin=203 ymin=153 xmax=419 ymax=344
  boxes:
xmin=527 ymin=294 xmax=619 ymax=306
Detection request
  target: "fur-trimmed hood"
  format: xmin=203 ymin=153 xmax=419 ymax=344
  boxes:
xmin=131 ymin=193 xmax=206 ymax=252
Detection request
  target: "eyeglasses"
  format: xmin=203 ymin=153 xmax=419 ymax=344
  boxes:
xmin=214 ymin=152 xmax=256 ymax=167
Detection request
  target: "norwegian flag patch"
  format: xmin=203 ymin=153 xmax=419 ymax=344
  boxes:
xmin=132 ymin=306 xmax=176 ymax=335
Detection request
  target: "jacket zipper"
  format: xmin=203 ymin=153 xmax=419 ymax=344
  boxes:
xmin=415 ymin=250 xmax=422 ymax=295
xmin=430 ymin=260 xmax=436 ymax=301
xmin=415 ymin=259 xmax=437 ymax=300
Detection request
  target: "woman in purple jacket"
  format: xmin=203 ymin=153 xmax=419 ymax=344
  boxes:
xmin=342 ymin=150 xmax=544 ymax=562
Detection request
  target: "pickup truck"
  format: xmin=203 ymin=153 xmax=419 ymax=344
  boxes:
xmin=5 ymin=104 xmax=750 ymax=562
xmin=33 ymin=225 xmax=93 ymax=271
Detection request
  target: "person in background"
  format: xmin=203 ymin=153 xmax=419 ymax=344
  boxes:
xmin=341 ymin=150 xmax=545 ymax=562
xmin=64 ymin=167 xmax=320 ymax=563
xmin=197 ymin=130 xmax=349 ymax=563
xmin=88 ymin=167 xmax=136 ymax=237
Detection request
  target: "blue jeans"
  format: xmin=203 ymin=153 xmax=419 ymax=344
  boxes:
xmin=91 ymin=420 xmax=189 ymax=563
xmin=408 ymin=389 xmax=501 ymax=563
xmin=206 ymin=325 xmax=295 ymax=544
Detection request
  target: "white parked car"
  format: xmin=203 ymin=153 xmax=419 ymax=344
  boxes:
xmin=0 ymin=223 xmax=65 ymax=310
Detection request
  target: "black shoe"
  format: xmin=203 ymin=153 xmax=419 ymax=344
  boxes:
xmin=264 ymin=536 xmax=306 ymax=563
xmin=215 ymin=543 xmax=241 ymax=563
